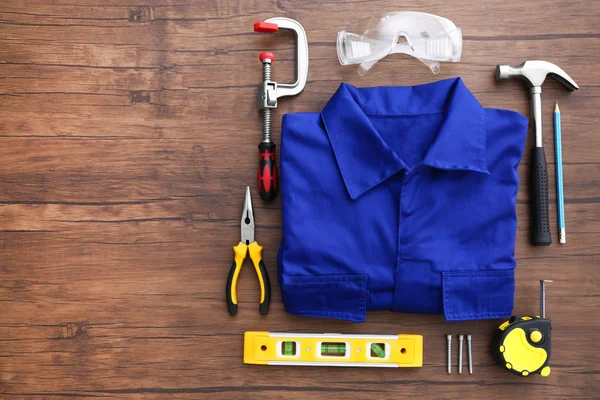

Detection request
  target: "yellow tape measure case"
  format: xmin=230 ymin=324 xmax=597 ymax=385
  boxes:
xmin=492 ymin=316 xmax=552 ymax=377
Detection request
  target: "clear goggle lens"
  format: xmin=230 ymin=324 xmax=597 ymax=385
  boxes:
xmin=337 ymin=12 xmax=462 ymax=75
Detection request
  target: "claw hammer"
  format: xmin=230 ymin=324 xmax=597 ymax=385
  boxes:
xmin=254 ymin=17 xmax=309 ymax=201
xmin=496 ymin=61 xmax=578 ymax=246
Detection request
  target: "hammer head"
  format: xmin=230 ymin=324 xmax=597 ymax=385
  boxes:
xmin=496 ymin=60 xmax=579 ymax=91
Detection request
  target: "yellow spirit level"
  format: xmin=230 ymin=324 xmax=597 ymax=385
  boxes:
xmin=244 ymin=331 xmax=423 ymax=368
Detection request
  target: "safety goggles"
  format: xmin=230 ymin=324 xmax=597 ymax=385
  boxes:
xmin=337 ymin=12 xmax=462 ymax=75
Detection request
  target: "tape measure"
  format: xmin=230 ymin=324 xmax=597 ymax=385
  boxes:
xmin=492 ymin=280 xmax=552 ymax=377
xmin=244 ymin=331 xmax=423 ymax=368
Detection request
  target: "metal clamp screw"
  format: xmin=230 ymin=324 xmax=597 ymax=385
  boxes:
xmin=257 ymin=53 xmax=277 ymax=143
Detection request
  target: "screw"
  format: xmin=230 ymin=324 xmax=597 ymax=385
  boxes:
xmin=446 ymin=333 xmax=452 ymax=374
xmin=458 ymin=334 xmax=464 ymax=374
xmin=467 ymin=334 xmax=473 ymax=374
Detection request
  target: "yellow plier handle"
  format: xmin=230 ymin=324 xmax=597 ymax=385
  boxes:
xmin=226 ymin=241 xmax=271 ymax=316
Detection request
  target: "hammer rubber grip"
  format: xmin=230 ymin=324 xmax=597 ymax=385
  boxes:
xmin=531 ymin=147 xmax=552 ymax=246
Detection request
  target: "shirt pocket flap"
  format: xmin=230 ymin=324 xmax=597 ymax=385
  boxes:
xmin=282 ymin=275 xmax=368 ymax=322
xmin=442 ymin=270 xmax=515 ymax=321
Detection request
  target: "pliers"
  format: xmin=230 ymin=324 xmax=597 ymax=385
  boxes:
xmin=226 ymin=186 xmax=271 ymax=316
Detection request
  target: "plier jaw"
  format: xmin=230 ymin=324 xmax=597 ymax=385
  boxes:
xmin=241 ymin=186 xmax=255 ymax=245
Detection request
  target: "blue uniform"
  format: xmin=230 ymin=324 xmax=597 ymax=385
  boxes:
xmin=277 ymin=78 xmax=528 ymax=322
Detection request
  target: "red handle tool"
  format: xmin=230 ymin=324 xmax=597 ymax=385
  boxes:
xmin=257 ymin=52 xmax=278 ymax=201
xmin=253 ymin=18 xmax=309 ymax=201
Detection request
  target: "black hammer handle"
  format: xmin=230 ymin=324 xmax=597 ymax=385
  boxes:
xmin=531 ymin=147 xmax=552 ymax=246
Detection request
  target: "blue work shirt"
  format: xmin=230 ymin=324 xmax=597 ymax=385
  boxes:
xmin=277 ymin=78 xmax=528 ymax=322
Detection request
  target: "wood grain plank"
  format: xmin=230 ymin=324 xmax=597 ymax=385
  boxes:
xmin=0 ymin=0 xmax=599 ymax=399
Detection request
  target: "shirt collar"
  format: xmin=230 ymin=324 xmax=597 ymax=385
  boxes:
xmin=321 ymin=78 xmax=488 ymax=199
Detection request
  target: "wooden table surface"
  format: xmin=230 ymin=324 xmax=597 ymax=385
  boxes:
xmin=1 ymin=1 xmax=599 ymax=399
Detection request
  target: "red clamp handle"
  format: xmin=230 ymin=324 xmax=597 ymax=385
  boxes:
xmin=254 ymin=22 xmax=279 ymax=33
xmin=258 ymin=143 xmax=277 ymax=201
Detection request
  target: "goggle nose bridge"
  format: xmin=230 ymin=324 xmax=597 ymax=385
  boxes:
xmin=390 ymin=31 xmax=415 ymax=54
